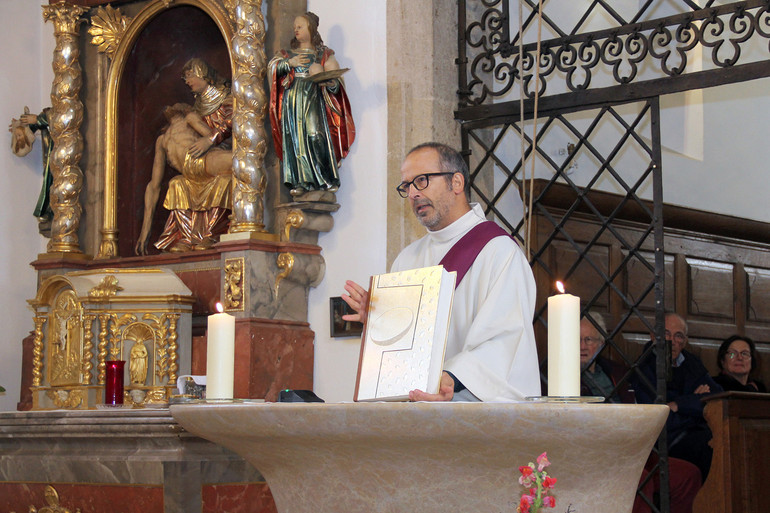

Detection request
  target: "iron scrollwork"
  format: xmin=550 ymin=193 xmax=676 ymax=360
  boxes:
xmin=461 ymin=0 xmax=770 ymax=106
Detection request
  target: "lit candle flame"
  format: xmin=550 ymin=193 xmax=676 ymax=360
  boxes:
xmin=216 ymin=302 xmax=224 ymax=313
xmin=556 ymin=281 xmax=565 ymax=294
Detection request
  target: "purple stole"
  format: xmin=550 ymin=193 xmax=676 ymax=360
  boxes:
xmin=439 ymin=221 xmax=510 ymax=288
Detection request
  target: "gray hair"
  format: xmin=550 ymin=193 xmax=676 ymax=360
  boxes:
xmin=665 ymin=312 xmax=688 ymax=336
xmin=407 ymin=142 xmax=470 ymax=195
xmin=584 ymin=311 xmax=607 ymax=343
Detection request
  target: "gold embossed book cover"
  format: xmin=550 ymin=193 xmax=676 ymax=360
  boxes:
xmin=354 ymin=265 xmax=456 ymax=401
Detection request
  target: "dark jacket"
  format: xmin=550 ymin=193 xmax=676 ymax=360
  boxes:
xmin=633 ymin=343 xmax=723 ymax=437
xmin=713 ymin=373 xmax=767 ymax=393
xmin=581 ymin=355 xmax=636 ymax=404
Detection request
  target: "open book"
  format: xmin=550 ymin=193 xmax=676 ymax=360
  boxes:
xmin=354 ymin=265 xmax=456 ymax=401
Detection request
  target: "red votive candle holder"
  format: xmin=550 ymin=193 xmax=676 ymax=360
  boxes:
xmin=105 ymin=360 xmax=125 ymax=405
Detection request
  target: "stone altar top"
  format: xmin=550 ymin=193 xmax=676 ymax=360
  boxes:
xmin=171 ymin=401 xmax=669 ymax=513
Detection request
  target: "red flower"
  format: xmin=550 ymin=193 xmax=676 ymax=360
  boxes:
xmin=542 ymin=496 xmax=556 ymax=508
xmin=519 ymin=465 xmax=534 ymax=477
xmin=543 ymin=476 xmax=557 ymax=489
xmin=517 ymin=494 xmax=533 ymax=513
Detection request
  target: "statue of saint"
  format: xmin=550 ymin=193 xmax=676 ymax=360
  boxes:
xmin=269 ymin=11 xmax=355 ymax=196
xmin=129 ymin=340 xmax=148 ymax=385
xmin=8 ymin=106 xmax=54 ymax=225
xmin=135 ymin=103 xmax=233 ymax=254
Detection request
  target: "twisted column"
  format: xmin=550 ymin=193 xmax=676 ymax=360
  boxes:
xmin=42 ymin=2 xmax=87 ymax=254
xmin=229 ymin=0 xmax=268 ymax=234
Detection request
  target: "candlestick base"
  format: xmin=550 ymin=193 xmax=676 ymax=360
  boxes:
xmin=525 ymin=396 xmax=605 ymax=403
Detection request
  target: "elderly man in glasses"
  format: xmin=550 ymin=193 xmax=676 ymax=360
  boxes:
xmin=342 ymin=142 xmax=539 ymax=402
xmin=578 ymin=314 xmax=636 ymax=403
xmin=633 ymin=312 xmax=723 ymax=482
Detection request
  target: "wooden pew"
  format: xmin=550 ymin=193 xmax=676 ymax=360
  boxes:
xmin=693 ymin=392 xmax=770 ymax=513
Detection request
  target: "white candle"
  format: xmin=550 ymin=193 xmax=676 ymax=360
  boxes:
xmin=547 ymin=282 xmax=580 ymax=397
xmin=206 ymin=303 xmax=235 ymax=399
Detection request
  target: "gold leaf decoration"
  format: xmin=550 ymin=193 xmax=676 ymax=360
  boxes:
xmin=88 ymin=5 xmax=130 ymax=58
xmin=88 ymin=275 xmax=124 ymax=299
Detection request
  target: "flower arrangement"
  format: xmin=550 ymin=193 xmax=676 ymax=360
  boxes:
xmin=517 ymin=452 xmax=557 ymax=513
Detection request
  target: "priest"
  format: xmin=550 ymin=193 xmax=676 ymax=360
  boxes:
xmin=343 ymin=142 xmax=540 ymax=402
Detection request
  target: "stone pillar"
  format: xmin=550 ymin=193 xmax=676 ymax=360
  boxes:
xmin=386 ymin=0 xmax=460 ymax=267
xmin=226 ymin=0 xmax=270 ymax=238
xmin=42 ymin=2 xmax=87 ymax=255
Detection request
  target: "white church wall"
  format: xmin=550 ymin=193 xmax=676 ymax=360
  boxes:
xmin=307 ymin=0 xmax=388 ymax=402
xmin=0 ymin=3 xmax=52 ymax=411
xmin=661 ymin=78 xmax=770 ymax=223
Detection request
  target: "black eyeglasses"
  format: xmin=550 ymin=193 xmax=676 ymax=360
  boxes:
xmin=396 ymin=172 xmax=454 ymax=198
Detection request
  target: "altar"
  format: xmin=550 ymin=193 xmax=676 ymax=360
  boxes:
xmin=171 ymin=401 xmax=669 ymax=513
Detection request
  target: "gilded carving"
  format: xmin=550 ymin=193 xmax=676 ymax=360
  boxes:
xmin=142 ymin=313 xmax=180 ymax=384
xmin=24 ymin=484 xmax=82 ymax=513
xmin=283 ymin=209 xmax=305 ymax=241
xmin=88 ymin=5 xmax=130 ymax=58
xmin=108 ymin=313 xmax=138 ymax=361
xmin=88 ymin=275 xmax=124 ymax=299
xmin=32 ymin=316 xmax=46 ymax=387
xmin=229 ymin=0 xmax=269 ymax=234
xmin=81 ymin=314 xmax=95 ymax=384
xmin=224 ymin=257 xmax=245 ymax=311
xmin=46 ymin=388 xmax=84 ymax=409
xmin=48 ymin=290 xmax=82 ymax=386
xmin=167 ymin=314 xmax=179 ymax=384
xmin=42 ymin=2 xmax=87 ymax=254
xmin=29 ymin=271 xmax=193 ymax=409
xmin=96 ymin=313 xmax=110 ymax=384
xmin=275 ymin=252 xmax=295 ymax=296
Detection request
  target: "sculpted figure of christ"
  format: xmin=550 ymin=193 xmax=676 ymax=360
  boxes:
xmin=136 ymin=103 xmax=233 ymax=255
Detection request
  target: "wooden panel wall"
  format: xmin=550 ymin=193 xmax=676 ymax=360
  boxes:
xmin=530 ymin=181 xmax=770 ymax=387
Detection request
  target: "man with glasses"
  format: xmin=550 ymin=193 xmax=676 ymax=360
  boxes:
xmin=578 ymin=314 xmax=635 ymax=403
xmin=633 ymin=313 xmax=722 ymax=482
xmin=342 ymin=142 xmax=539 ymax=402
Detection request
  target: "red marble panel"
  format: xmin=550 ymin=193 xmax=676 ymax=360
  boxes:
xmin=0 ymin=483 xmax=163 ymax=513
xmin=233 ymin=319 xmax=315 ymax=401
xmin=202 ymin=483 xmax=277 ymax=513
xmin=175 ymin=267 xmax=221 ymax=316
xmin=17 ymin=332 xmax=34 ymax=411
xmin=192 ymin=334 xmax=208 ymax=376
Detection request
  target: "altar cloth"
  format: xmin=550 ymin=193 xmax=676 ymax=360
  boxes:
xmin=171 ymin=401 xmax=668 ymax=513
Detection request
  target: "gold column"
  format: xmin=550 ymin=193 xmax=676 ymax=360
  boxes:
xmin=82 ymin=313 xmax=96 ymax=385
xmin=226 ymin=0 xmax=270 ymax=237
xmin=97 ymin=313 xmax=109 ymax=384
xmin=42 ymin=2 xmax=87 ymax=255
xmin=167 ymin=314 xmax=179 ymax=385
xmin=31 ymin=315 xmax=47 ymax=387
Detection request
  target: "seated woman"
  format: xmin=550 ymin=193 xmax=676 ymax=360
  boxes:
xmin=713 ymin=335 xmax=766 ymax=392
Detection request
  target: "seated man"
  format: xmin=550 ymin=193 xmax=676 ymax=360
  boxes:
xmin=633 ymin=312 xmax=723 ymax=482
xmin=342 ymin=142 xmax=540 ymax=402
xmin=579 ymin=313 xmax=635 ymax=403
xmin=579 ymin=313 xmax=701 ymax=513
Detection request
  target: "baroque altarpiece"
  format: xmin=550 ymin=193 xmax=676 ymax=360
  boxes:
xmin=21 ymin=0 xmax=334 ymax=411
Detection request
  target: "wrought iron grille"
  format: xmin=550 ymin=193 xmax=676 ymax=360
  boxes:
xmin=454 ymin=1 xmax=770 ymax=511
xmin=460 ymin=0 xmax=770 ymax=110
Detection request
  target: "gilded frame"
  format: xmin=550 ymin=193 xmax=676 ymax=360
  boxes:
xmin=97 ymin=0 xmax=235 ymax=258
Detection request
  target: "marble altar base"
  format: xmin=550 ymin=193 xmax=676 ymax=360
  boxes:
xmin=0 ymin=409 xmax=276 ymax=513
xmin=171 ymin=401 xmax=669 ymax=513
